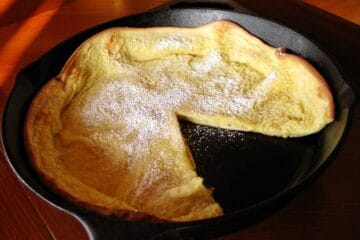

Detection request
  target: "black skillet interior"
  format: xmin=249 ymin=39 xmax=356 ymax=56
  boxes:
xmin=1 ymin=5 xmax=356 ymax=240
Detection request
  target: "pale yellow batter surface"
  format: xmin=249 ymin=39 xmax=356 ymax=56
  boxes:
xmin=25 ymin=21 xmax=334 ymax=222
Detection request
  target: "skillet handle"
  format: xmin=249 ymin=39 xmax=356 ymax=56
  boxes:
xmin=154 ymin=0 xmax=255 ymax=14
xmin=75 ymin=214 xmax=176 ymax=240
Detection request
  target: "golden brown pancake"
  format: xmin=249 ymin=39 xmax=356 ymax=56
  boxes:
xmin=24 ymin=20 xmax=334 ymax=222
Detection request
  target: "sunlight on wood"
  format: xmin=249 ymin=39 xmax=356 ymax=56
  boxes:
xmin=304 ymin=0 xmax=360 ymax=25
xmin=0 ymin=0 xmax=15 ymax=17
xmin=0 ymin=0 xmax=64 ymax=87
xmin=67 ymin=0 xmax=169 ymax=18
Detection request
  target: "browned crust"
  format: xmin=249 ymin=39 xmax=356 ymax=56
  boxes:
xmin=24 ymin=93 xmax=163 ymax=222
xmin=214 ymin=21 xmax=335 ymax=121
xmin=60 ymin=21 xmax=226 ymax=78
xmin=24 ymin=21 xmax=232 ymax=223
xmin=226 ymin=21 xmax=335 ymax=121
xmin=24 ymin=20 xmax=335 ymax=222
xmin=274 ymin=48 xmax=335 ymax=120
xmin=62 ymin=20 xmax=335 ymax=121
xmin=36 ymin=168 xmax=164 ymax=222
xmin=23 ymin=80 xmax=202 ymax=223
xmin=23 ymin=79 xmax=162 ymax=222
xmin=293 ymin=54 xmax=334 ymax=120
xmin=24 ymin=79 xmax=61 ymax=168
xmin=220 ymin=21 xmax=335 ymax=121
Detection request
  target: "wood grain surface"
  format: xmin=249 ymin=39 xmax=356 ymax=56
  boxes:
xmin=303 ymin=0 xmax=360 ymax=25
xmin=0 ymin=0 xmax=359 ymax=239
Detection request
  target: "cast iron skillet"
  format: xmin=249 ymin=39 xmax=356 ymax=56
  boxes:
xmin=1 ymin=2 xmax=356 ymax=239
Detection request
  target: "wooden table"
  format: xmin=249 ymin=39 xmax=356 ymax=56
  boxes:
xmin=1 ymin=0 xmax=359 ymax=239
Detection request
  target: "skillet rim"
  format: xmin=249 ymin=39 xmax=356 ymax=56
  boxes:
xmin=0 ymin=8 xmax=356 ymax=237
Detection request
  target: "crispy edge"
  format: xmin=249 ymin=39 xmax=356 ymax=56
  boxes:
xmin=23 ymin=20 xmax=334 ymax=222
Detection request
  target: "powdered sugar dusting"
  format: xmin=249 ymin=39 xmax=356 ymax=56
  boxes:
xmin=77 ymin=54 xmax=277 ymax=167
xmin=195 ymin=71 xmax=277 ymax=115
xmin=180 ymin=123 xmax=246 ymax=159
xmin=80 ymin=77 xmax=192 ymax=160
xmin=156 ymin=37 xmax=189 ymax=49
xmin=191 ymin=51 xmax=222 ymax=75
